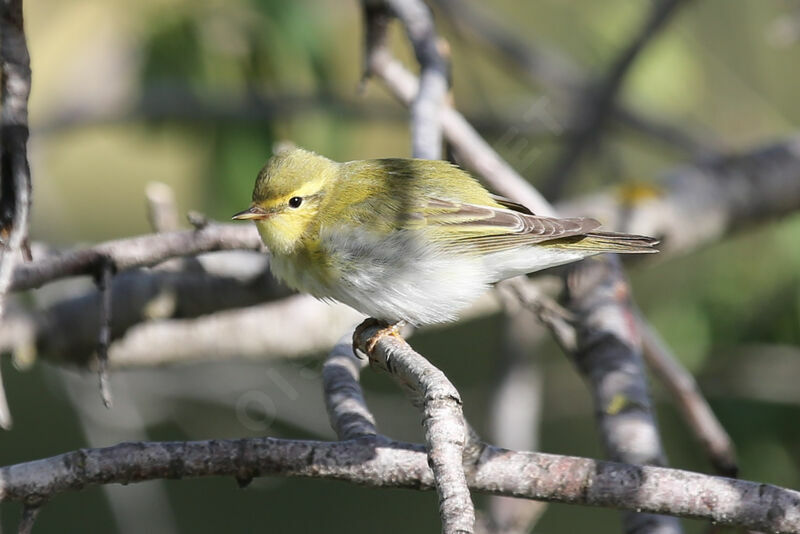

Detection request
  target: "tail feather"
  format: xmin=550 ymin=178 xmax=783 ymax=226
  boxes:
xmin=547 ymin=231 xmax=659 ymax=254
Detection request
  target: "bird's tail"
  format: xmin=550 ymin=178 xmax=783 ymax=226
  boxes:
xmin=549 ymin=232 xmax=660 ymax=254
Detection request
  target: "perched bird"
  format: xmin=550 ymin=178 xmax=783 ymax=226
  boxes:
xmin=233 ymin=147 xmax=657 ymax=326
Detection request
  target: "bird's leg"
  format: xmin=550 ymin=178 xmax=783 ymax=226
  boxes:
xmin=352 ymin=318 xmax=407 ymax=358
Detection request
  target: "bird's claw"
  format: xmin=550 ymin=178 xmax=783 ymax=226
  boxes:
xmin=352 ymin=318 xmax=405 ymax=358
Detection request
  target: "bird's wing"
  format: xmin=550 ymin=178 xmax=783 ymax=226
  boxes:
xmin=414 ymin=198 xmax=601 ymax=254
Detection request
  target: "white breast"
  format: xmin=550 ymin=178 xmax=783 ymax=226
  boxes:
xmin=316 ymin=226 xmax=491 ymax=325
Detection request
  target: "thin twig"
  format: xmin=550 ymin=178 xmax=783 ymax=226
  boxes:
xmin=355 ymin=323 xmax=476 ymax=534
xmin=94 ymin=256 xmax=114 ymax=408
xmin=17 ymin=504 xmax=41 ymax=534
xmin=1 ymin=438 xmax=800 ymax=532
xmin=640 ymin=319 xmax=738 ymax=477
xmin=544 ymin=0 xmax=692 ymax=199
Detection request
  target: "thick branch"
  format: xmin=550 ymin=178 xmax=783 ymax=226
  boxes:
xmin=1 ymin=438 xmax=799 ymax=533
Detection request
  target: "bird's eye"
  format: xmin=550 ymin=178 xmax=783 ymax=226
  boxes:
xmin=288 ymin=196 xmax=303 ymax=208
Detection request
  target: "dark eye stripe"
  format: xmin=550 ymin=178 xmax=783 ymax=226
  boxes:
xmin=288 ymin=197 xmax=303 ymax=208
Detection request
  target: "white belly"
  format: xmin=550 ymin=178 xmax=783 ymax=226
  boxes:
xmin=317 ymin=227 xmax=492 ymax=325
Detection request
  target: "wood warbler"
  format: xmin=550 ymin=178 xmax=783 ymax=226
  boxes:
xmin=233 ymin=147 xmax=657 ymax=326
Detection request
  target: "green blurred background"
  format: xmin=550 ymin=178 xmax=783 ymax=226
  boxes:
xmin=2 ymin=0 xmax=799 ymax=532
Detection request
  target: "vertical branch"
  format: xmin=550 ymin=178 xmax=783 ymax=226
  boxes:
xmin=94 ymin=257 xmax=115 ymax=408
xmin=0 ymin=0 xmax=32 ymax=315
xmin=0 ymin=0 xmax=33 ymax=432
xmin=384 ymin=0 xmax=448 ymax=159
xmin=544 ymin=0 xmax=691 ymax=199
xmin=564 ymin=255 xmax=682 ymax=534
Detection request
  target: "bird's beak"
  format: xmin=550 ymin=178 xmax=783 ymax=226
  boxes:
xmin=232 ymin=205 xmax=270 ymax=221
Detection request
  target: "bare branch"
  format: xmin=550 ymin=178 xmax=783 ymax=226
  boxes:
xmin=355 ymin=322 xmax=476 ymax=534
xmin=2 ymin=438 xmax=800 ymax=532
xmin=109 ymin=295 xmax=364 ymax=368
xmin=322 ymin=335 xmax=378 ymax=440
xmin=0 ymin=0 xmax=32 ymax=315
xmin=93 ymin=257 xmax=114 ymax=408
xmin=560 ymin=135 xmax=800 ymax=257
xmin=386 ymin=0 xmax=448 ymax=159
xmin=17 ymin=504 xmax=40 ymax=534
xmin=10 ymin=223 xmax=262 ymax=292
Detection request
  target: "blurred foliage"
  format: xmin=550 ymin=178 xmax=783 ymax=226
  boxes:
xmin=5 ymin=0 xmax=800 ymax=532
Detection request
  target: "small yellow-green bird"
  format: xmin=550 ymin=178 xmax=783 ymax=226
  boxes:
xmin=233 ymin=147 xmax=657 ymax=326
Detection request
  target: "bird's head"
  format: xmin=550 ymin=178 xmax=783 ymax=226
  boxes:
xmin=233 ymin=147 xmax=336 ymax=254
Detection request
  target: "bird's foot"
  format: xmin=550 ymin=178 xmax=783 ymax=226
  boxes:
xmin=352 ymin=318 xmax=406 ymax=358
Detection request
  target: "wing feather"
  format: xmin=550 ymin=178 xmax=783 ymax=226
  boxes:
xmin=415 ymin=198 xmax=601 ymax=254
